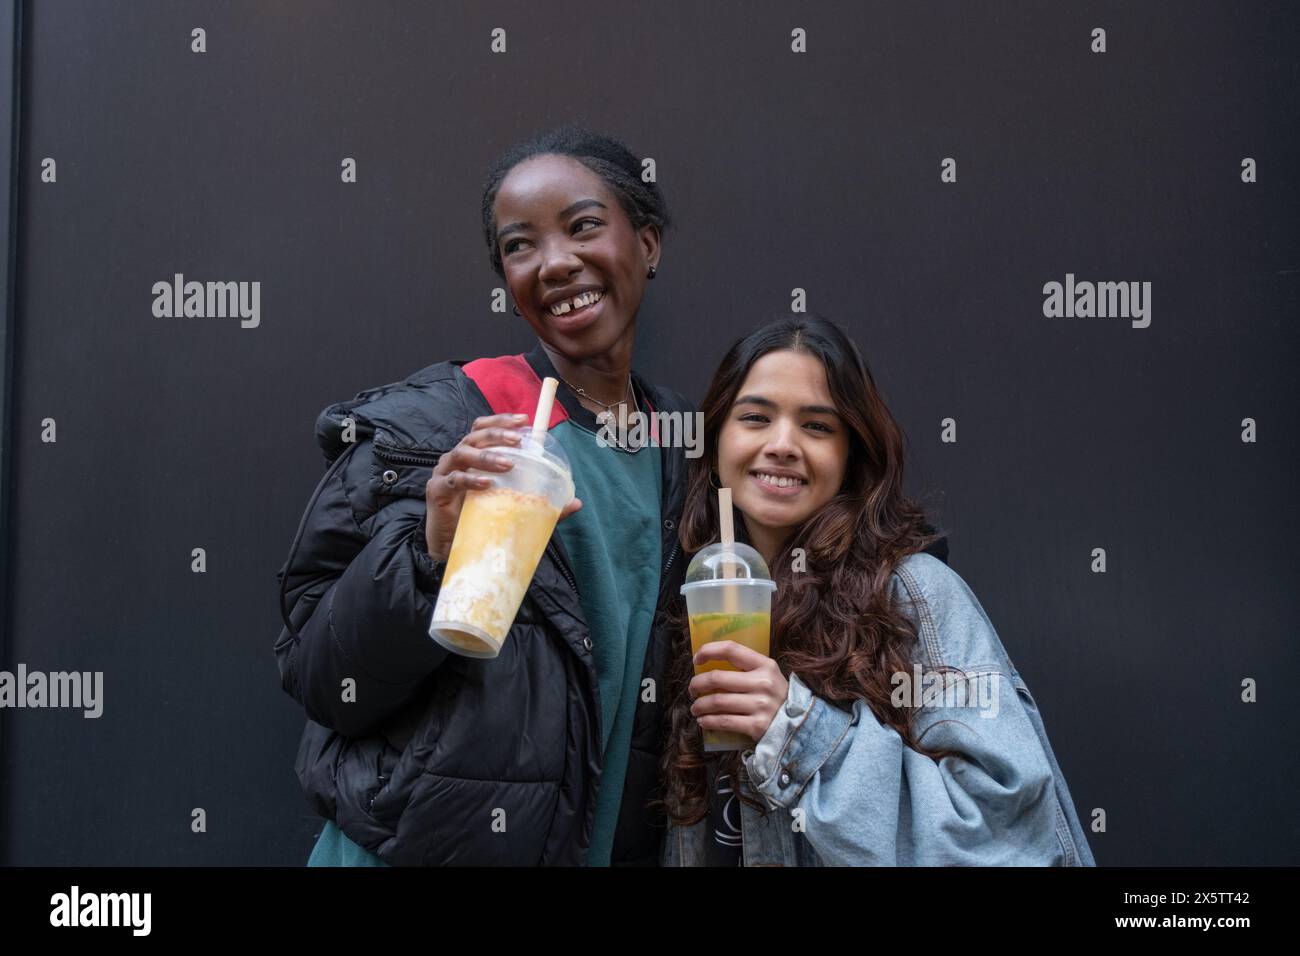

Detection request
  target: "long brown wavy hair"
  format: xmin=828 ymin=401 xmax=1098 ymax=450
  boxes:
xmin=658 ymin=315 xmax=966 ymax=826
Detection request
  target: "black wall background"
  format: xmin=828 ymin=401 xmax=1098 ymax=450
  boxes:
xmin=0 ymin=1 xmax=1296 ymax=865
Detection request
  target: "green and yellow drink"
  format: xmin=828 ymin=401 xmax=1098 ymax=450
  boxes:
xmin=680 ymin=541 xmax=777 ymax=751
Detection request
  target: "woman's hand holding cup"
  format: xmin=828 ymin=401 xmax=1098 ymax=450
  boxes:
xmin=688 ymin=642 xmax=789 ymax=745
xmin=424 ymin=413 xmax=582 ymax=561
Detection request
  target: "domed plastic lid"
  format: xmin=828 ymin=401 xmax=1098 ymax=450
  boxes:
xmin=681 ymin=541 xmax=776 ymax=592
xmin=504 ymin=425 xmax=572 ymax=478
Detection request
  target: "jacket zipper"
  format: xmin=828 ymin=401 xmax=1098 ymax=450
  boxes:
xmin=373 ymin=444 xmax=441 ymax=467
xmin=547 ymin=541 xmax=580 ymax=595
xmin=662 ymin=539 xmax=681 ymax=579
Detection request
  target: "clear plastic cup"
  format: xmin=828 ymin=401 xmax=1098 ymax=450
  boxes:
xmin=680 ymin=541 xmax=778 ymax=751
xmin=430 ymin=427 xmax=574 ymax=658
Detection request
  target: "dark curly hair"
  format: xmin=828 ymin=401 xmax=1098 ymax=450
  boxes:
xmin=656 ymin=315 xmax=969 ymax=826
xmin=480 ymin=124 xmax=673 ymax=279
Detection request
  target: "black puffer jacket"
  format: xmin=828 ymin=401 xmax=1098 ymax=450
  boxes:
xmin=274 ymin=354 xmax=692 ymax=865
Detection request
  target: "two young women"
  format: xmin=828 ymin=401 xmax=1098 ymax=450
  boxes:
xmin=274 ymin=126 xmax=1095 ymax=866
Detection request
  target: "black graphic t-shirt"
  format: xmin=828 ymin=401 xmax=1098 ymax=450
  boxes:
xmin=704 ymin=761 xmax=743 ymax=866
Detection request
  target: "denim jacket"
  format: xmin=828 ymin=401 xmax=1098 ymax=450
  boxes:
xmin=663 ymin=552 xmax=1097 ymax=866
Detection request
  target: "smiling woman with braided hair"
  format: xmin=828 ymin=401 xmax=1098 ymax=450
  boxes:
xmin=276 ymin=125 xmax=694 ymax=866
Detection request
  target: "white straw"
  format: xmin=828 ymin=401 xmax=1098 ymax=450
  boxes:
xmin=718 ymin=487 xmax=735 ymax=580
xmin=532 ymin=377 xmax=559 ymax=442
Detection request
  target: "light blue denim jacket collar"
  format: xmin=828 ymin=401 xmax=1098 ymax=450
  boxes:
xmin=663 ymin=553 xmax=1097 ymax=867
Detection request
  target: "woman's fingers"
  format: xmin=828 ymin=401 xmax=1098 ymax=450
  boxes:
xmin=693 ymin=640 xmax=770 ymax=672
xmin=436 ymin=434 xmax=520 ymax=478
xmin=449 ymin=446 xmax=514 ymax=475
xmin=470 ymin=413 xmax=530 ymax=432
xmin=439 ymin=470 xmax=493 ymax=494
xmin=432 ymin=417 xmax=525 ymax=471
xmin=456 ymin=425 xmax=526 ymax=451
xmin=689 ymin=691 xmax=762 ymax=716
xmin=423 ymin=414 xmax=534 ymax=560
xmin=687 ymin=667 xmax=768 ymax=699
xmin=430 ymin=419 xmax=530 ymax=502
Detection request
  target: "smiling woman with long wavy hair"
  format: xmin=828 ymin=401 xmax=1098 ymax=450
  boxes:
xmin=656 ymin=315 xmax=1096 ymax=866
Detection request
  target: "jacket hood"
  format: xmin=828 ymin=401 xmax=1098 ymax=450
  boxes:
xmin=312 ymin=360 xmax=475 ymax=464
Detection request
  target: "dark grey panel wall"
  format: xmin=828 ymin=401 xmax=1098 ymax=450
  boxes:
xmin=0 ymin=0 xmax=16 ymax=865
xmin=1 ymin=1 xmax=1297 ymax=864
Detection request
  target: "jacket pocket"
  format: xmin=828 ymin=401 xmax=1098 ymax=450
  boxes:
xmin=367 ymin=671 xmax=454 ymax=827
xmin=366 ymin=738 xmax=401 ymax=818
xmin=370 ymin=440 xmax=440 ymax=500
xmin=407 ymin=774 xmax=562 ymax=865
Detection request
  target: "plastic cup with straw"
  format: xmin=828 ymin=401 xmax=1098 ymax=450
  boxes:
xmin=679 ymin=486 xmax=778 ymax=750
xmin=429 ymin=376 xmax=576 ymax=659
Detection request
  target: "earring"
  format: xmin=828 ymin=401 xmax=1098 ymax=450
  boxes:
xmin=707 ymin=470 xmax=721 ymax=490
xmin=512 ymin=304 xmax=522 ymax=316
xmin=647 ymin=265 xmax=657 ymax=279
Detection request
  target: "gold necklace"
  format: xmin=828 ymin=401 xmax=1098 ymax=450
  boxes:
xmin=558 ymin=374 xmax=633 ymax=430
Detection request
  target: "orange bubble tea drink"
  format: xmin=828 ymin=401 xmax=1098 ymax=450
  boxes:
xmin=430 ymin=423 xmax=574 ymax=659
xmin=680 ymin=541 xmax=778 ymax=751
